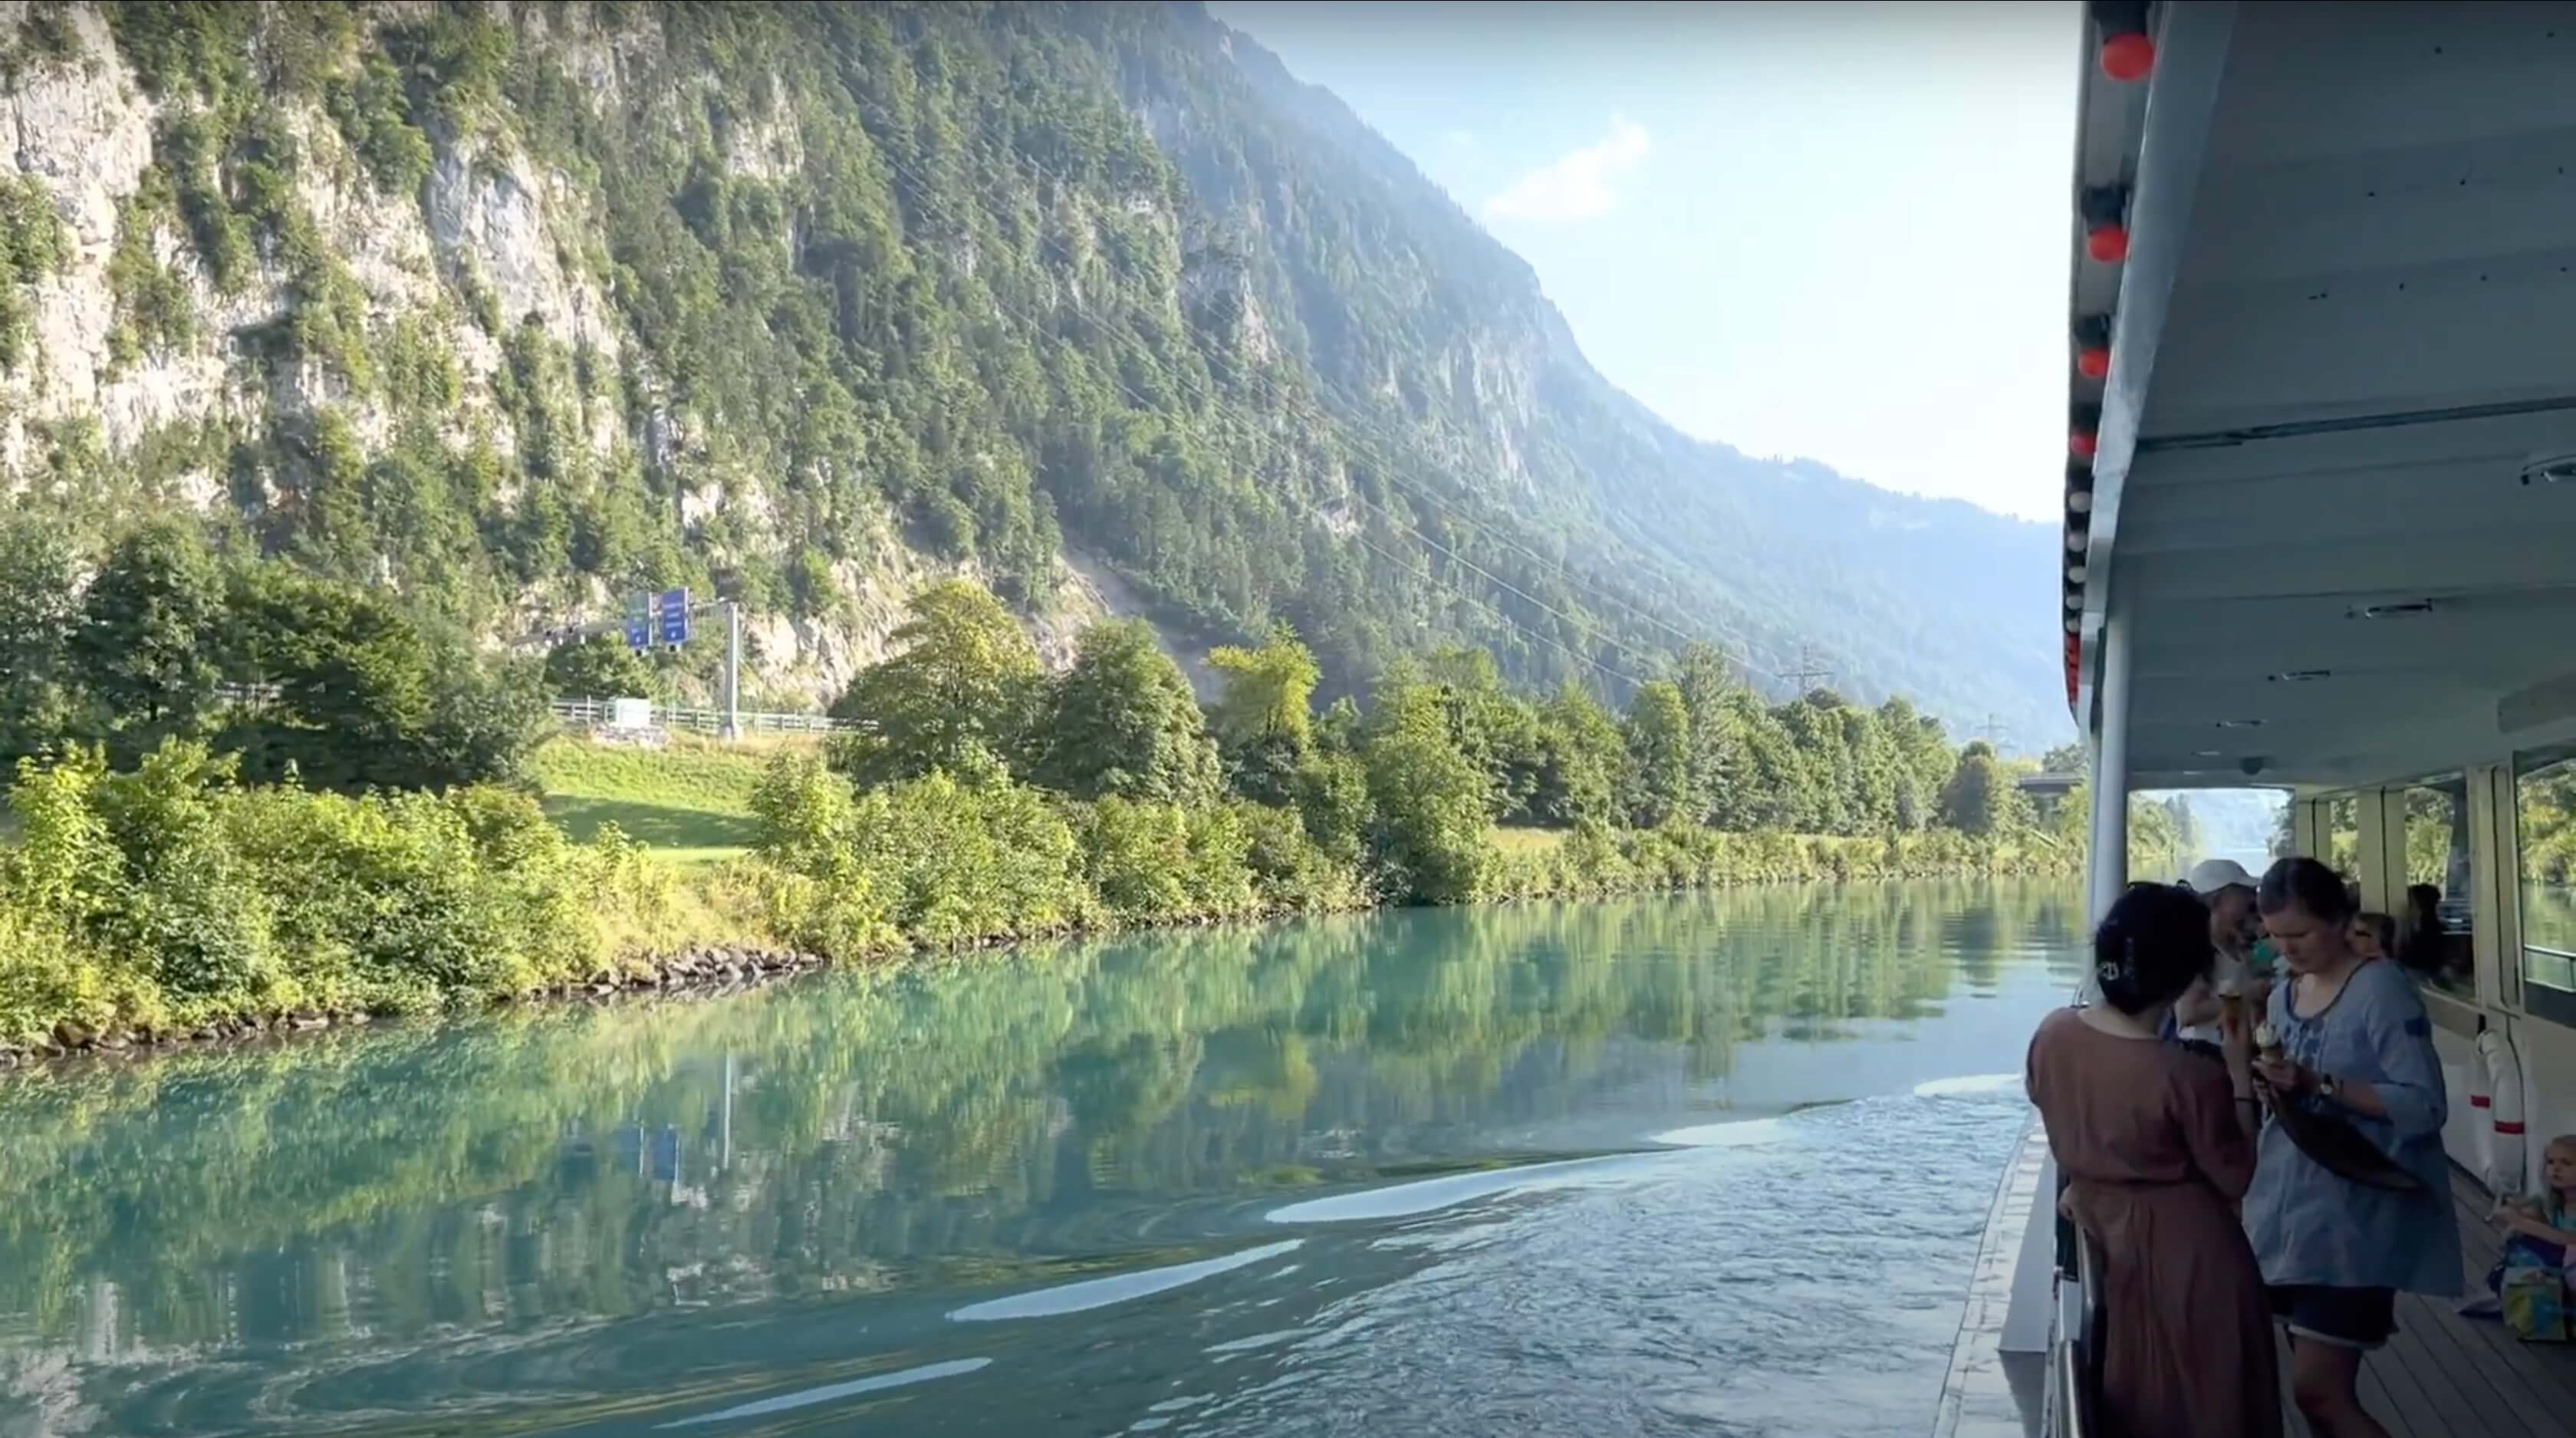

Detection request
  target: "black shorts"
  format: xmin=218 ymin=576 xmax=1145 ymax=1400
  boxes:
xmin=2268 ymin=1284 xmax=2398 ymax=1350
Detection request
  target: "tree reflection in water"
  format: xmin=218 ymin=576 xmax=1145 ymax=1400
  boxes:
xmin=0 ymin=880 xmax=2081 ymax=1433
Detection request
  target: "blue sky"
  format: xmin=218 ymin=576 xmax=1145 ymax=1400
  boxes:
xmin=1206 ymin=2 xmax=2079 ymax=522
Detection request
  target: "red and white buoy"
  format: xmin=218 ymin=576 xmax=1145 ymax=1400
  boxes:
xmin=2478 ymin=1025 xmax=2528 ymax=1194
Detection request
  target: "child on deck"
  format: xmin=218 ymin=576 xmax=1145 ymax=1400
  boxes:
xmin=2494 ymin=1137 xmax=2576 ymax=1267
xmin=2475 ymin=1136 xmax=2576 ymax=1328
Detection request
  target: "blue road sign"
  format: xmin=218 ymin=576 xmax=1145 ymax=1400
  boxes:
xmin=656 ymin=589 xmax=690 ymax=647
xmin=623 ymin=618 xmax=650 ymax=650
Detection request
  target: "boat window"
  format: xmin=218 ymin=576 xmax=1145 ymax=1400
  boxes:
xmin=2515 ymin=748 xmax=2576 ymax=1026
xmin=2398 ymin=775 xmax=2474 ymax=997
xmin=2321 ymin=794 xmax=2361 ymax=877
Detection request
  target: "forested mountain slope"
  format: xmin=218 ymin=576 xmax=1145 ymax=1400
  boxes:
xmin=0 ymin=1 xmax=2062 ymax=745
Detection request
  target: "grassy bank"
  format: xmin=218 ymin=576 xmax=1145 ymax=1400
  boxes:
xmin=0 ymin=742 xmax=2075 ymax=1057
xmin=531 ymin=735 xmax=776 ymax=867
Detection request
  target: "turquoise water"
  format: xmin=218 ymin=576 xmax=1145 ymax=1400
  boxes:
xmin=0 ymin=881 xmax=2084 ymax=1436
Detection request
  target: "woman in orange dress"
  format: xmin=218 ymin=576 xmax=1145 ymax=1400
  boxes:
xmin=2026 ymin=882 xmax=2279 ymax=1438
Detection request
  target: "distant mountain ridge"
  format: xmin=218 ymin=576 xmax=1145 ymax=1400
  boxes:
xmin=0 ymin=2 xmax=2064 ymax=746
xmin=1161 ymin=4 xmax=2068 ymax=745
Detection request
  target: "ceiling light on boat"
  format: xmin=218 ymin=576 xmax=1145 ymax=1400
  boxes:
xmin=2101 ymin=31 xmax=2156 ymax=81
xmin=2069 ymin=488 xmax=2094 ymax=514
xmin=2268 ymin=670 xmax=2331 ymax=683
xmin=2065 ymin=615 xmax=2082 ymax=634
xmin=2067 ymin=563 xmax=2087 ymax=584
xmin=2065 ymin=525 xmax=2087 ymax=552
xmin=2065 ymin=591 xmax=2084 ymax=611
xmin=2081 ymin=186 xmax=2130 ymax=263
xmin=2094 ymin=2 xmax=2156 ymax=81
xmin=2348 ymin=600 xmax=2435 ymax=620
xmin=2193 ymin=749 xmax=2223 ymax=758
xmin=2214 ymin=719 xmax=2265 ymax=729
xmin=2073 ymin=314 xmax=2113 ymax=379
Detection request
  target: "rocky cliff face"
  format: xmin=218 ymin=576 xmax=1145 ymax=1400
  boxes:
xmin=0 ymin=2 xmax=2061 ymax=741
xmin=0 ymin=2 xmax=1136 ymax=704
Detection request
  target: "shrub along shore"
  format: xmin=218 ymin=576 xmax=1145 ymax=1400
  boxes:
xmin=0 ymin=557 xmax=2105 ymax=1067
xmin=0 ymin=739 xmax=2071 ymax=1066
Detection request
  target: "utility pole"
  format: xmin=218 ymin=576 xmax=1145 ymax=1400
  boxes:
xmin=721 ymin=599 xmax=742 ymax=742
xmin=1783 ymin=642 xmax=1834 ymax=694
xmin=1976 ymin=713 xmax=2012 ymax=751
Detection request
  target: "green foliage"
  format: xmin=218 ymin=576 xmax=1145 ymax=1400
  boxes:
xmin=827 ymin=580 xmax=1043 ymax=788
xmin=1939 ymin=742 xmax=2033 ymax=838
xmin=219 ymin=567 xmax=549 ymax=793
xmin=104 ymin=181 xmax=198 ymax=367
xmin=1531 ymin=682 xmax=1625 ymax=829
xmin=1362 ymin=684 xmax=1492 ymax=903
xmin=543 ymin=633 xmax=657 ymax=701
xmin=0 ymin=172 xmax=66 ymax=367
xmin=72 ymin=519 xmax=229 ymax=755
xmin=0 ymin=515 xmax=86 ymax=768
xmin=754 ymin=757 xmax=1085 ymax=953
xmin=326 ymin=52 xmax=433 ymax=193
xmin=3 ymin=2 xmax=82 ymax=80
xmin=1031 ymin=619 xmax=1222 ymax=805
xmin=1071 ymin=796 xmax=1255 ymax=926
xmin=1206 ymin=626 xmax=1321 ymax=802
xmin=1623 ymin=680 xmax=1695 ymax=828
xmin=0 ymin=740 xmax=682 ymax=1043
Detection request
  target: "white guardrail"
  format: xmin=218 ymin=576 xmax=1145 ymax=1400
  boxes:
xmin=218 ymin=686 xmax=869 ymax=738
xmin=547 ymin=699 xmax=871 ymax=737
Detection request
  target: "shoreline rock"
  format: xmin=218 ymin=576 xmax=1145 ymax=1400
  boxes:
xmin=0 ymin=944 xmax=831 ymax=1074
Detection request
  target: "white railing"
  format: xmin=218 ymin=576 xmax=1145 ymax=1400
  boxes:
xmin=222 ymin=686 xmax=869 ymax=738
xmin=548 ymin=699 xmax=872 ymax=737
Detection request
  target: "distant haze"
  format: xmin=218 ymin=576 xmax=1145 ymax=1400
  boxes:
xmin=1209 ymin=1 xmax=2080 ymax=522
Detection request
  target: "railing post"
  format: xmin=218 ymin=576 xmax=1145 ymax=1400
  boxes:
xmin=2087 ymin=610 xmax=2133 ymax=935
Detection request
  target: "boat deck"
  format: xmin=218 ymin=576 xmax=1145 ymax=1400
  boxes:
xmin=2280 ymin=1168 xmax=2576 ymax=1438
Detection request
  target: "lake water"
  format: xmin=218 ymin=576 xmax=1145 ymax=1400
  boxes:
xmin=0 ymin=881 xmax=2084 ymax=1438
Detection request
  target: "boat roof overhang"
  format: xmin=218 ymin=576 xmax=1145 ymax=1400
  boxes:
xmin=2068 ymin=1 xmax=2576 ymax=791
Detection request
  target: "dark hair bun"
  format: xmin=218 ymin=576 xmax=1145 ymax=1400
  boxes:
xmin=2259 ymin=856 xmax=2354 ymax=923
xmin=2094 ymin=881 xmax=2216 ymax=1016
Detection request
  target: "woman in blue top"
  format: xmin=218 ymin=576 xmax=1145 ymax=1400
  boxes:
xmin=2243 ymin=857 xmax=2462 ymax=1438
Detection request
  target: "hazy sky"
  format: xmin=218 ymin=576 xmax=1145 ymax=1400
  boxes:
xmin=1206 ymin=2 xmax=2079 ymax=522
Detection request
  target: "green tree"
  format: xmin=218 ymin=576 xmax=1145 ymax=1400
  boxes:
xmin=1938 ymin=741 xmax=2032 ymax=837
xmin=1362 ymin=685 xmax=1490 ymax=903
xmin=74 ymin=519 xmax=227 ymax=755
xmin=827 ymin=580 xmax=1041 ymax=789
xmin=1419 ymin=647 xmax=1545 ymax=823
xmin=1673 ymin=642 xmax=1738 ymax=824
xmin=1531 ymin=683 xmax=1627 ymax=829
xmin=1206 ymin=625 xmax=1320 ymax=803
xmin=1623 ymin=680 xmax=1695 ymax=828
xmin=542 ymin=633 xmax=656 ymax=700
xmin=0 ymin=517 xmax=87 ymax=764
xmin=221 ymin=569 xmax=546 ymax=792
xmin=1032 ymin=619 xmax=1221 ymax=805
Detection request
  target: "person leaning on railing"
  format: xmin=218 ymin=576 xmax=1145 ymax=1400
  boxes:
xmin=2242 ymin=857 xmax=2461 ymax=1438
xmin=2027 ymin=882 xmax=2280 ymax=1438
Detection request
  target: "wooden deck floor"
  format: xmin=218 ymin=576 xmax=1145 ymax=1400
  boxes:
xmin=2281 ymin=1167 xmax=2576 ymax=1438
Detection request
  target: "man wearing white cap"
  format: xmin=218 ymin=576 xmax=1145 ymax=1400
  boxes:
xmin=2173 ymin=858 xmax=2268 ymax=1049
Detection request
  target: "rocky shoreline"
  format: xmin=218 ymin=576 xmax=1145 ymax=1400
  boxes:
xmin=0 ymin=944 xmax=829 ymax=1071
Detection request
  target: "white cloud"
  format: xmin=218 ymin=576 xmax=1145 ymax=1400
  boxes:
xmin=1440 ymin=127 xmax=1480 ymax=155
xmin=1482 ymin=117 xmax=1651 ymax=223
